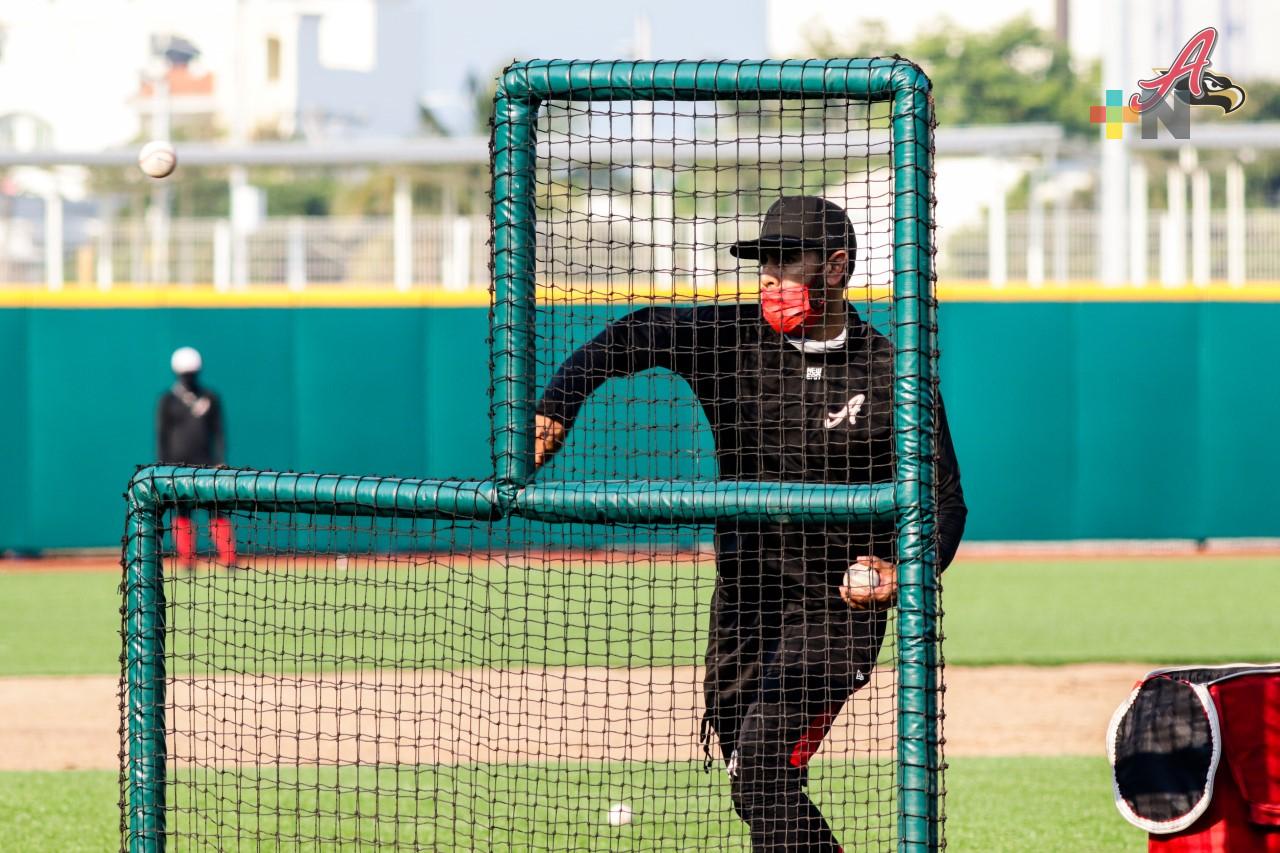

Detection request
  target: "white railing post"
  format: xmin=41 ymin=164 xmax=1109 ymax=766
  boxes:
xmin=97 ymin=199 xmax=115 ymax=291
xmin=987 ymin=190 xmax=1007 ymax=286
xmin=1053 ymin=192 xmax=1068 ymax=283
xmin=286 ymin=217 xmax=306 ymax=291
xmin=1162 ymin=167 xmax=1187 ymax=286
xmin=694 ymin=219 xmax=718 ymax=291
xmin=213 ymin=220 xmax=231 ymax=292
xmin=652 ymin=168 xmax=675 ymax=288
xmin=148 ymin=185 xmax=170 ymax=285
xmin=393 ymin=174 xmax=412 ymax=290
xmin=229 ymin=165 xmax=252 ymax=289
xmin=1027 ymin=175 xmax=1045 ymax=286
xmin=1128 ymin=161 xmax=1148 ymax=285
xmin=44 ymin=186 xmax=63 ymax=291
xmin=1191 ymin=166 xmax=1210 ymax=286
xmin=1226 ymin=161 xmax=1246 ymax=286
xmin=445 ymin=216 xmax=471 ymax=291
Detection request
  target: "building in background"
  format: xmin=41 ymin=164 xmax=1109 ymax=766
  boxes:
xmin=0 ymin=0 xmax=428 ymax=151
xmin=0 ymin=0 xmax=432 ymax=286
xmin=0 ymin=0 xmax=769 ymax=149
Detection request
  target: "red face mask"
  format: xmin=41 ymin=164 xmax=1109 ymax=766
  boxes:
xmin=761 ymin=279 xmax=823 ymax=335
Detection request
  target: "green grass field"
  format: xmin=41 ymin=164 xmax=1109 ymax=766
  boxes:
xmin=1 ymin=758 xmax=1134 ymax=852
xmin=3 ymin=553 xmax=1273 ymax=850
xmin=2 ymin=555 xmax=1275 ymax=676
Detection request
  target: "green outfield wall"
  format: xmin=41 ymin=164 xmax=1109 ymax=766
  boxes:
xmin=2 ymin=300 xmax=1277 ymax=550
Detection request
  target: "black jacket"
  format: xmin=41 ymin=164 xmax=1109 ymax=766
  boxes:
xmin=156 ymin=383 xmax=225 ymax=467
xmin=538 ymin=303 xmax=967 ymax=573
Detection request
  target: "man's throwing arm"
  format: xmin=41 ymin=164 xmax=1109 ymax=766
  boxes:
xmin=534 ymin=307 xmax=675 ymax=467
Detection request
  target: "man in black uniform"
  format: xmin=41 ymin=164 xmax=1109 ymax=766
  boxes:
xmin=157 ymin=346 xmax=235 ymax=570
xmin=534 ymin=196 xmax=966 ymax=852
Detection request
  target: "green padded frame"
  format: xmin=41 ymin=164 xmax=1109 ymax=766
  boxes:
xmin=122 ymin=58 xmax=940 ymax=852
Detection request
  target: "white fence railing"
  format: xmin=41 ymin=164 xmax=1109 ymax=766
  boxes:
xmin=3 ymin=210 xmax=1280 ymax=289
xmin=0 ymin=215 xmax=492 ymax=290
xmin=938 ymin=209 xmax=1280 ymax=284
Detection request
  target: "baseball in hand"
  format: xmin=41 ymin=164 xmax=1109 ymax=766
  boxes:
xmin=138 ymin=140 xmax=177 ymax=178
xmin=842 ymin=563 xmax=881 ymax=594
xmin=606 ymin=802 xmax=633 ymax=827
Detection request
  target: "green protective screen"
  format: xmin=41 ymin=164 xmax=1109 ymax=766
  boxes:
xmin=121 ymin=59 xmax=942 ymax=852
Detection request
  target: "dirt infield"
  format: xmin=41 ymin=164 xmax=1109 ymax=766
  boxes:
xmin=0 ymin=663 xmax=1143 ymax=771
xmin=6 ymin=540 xmax=1280 ymax=575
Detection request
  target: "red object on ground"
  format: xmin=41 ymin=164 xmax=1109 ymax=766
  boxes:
xmin=1148 ymin=673 xmax=1280 ymax=852
xmin=209 ymin=517 xmax=236 ymax=566
xmin=172 ymin=515 xmax=196 ymax=565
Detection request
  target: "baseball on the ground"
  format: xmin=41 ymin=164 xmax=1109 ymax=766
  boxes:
xmin=606 ymin=802 xmax=633 ymax=827
xmin=842 ymin=564 xmax=881 ymax=594
xmin=138 ymin=140 xmax=177 ymax=178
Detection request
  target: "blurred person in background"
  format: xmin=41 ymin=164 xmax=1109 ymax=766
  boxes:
xmin=157 ymin=346 xmax=235 ymax=570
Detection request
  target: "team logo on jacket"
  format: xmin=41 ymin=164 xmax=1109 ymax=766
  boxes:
xmin=824 ymin=394 xmax=865 ymax=429
xmin=805 ymin=367 xmax=823 ymax=380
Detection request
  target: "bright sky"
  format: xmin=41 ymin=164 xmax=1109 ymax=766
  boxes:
xmin=421 ymin=0 xmax=768 ymax=134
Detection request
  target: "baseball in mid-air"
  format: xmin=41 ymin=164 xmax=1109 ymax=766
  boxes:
xmin=606 ymin=802 xmax=633 ymax=827
xmin=842 ymin=564 xmax=881 ymax=595
xmin=138 ymin=140 xmax=177 ymax=179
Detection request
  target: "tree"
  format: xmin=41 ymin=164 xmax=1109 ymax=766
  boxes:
xmin=806 ymin=15 xmax=1101 ymax=135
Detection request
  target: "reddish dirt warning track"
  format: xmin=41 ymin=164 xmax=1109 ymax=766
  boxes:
xmin=7 ymin=541 xmax=1280 ymax=576
xmin=0 ymin=663 xmax=1143 ymax=771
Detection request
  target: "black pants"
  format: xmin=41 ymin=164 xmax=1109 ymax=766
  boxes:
xmin=703 ymin=574 xmax=888 ymax=853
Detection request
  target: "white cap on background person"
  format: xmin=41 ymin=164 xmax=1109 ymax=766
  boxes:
xmin=170 ymin=347 xmax=203 ymax=375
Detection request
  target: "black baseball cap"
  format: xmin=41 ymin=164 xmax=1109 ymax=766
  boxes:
xmin=729 ymin=195 xmax=857 ymax=261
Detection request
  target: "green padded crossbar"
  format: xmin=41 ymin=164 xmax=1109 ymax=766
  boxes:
xmin=127 ymin=466 xmax=502 ymax=521
xmin=514 ymin=481 xmax=898 ymax=524
xmin=124 ymin=467 xmax=897 ymax=526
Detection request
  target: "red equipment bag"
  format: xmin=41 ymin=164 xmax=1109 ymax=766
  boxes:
xmin=1107 ymin=665 xmax=1280 ymax=852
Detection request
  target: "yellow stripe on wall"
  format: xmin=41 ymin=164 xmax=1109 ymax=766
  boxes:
xmin=939 ymin=280 xmax=1280 ymax=302
xmin=3 ymin=280 xmax=1280 ymax=308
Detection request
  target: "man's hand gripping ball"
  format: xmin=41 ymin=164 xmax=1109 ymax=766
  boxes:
xmin=840 ymin=556 xmax=898 ymax=610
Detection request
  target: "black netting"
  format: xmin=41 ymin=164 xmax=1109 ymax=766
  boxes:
xmin=121 ymin=58 xmax=948 ymax=852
